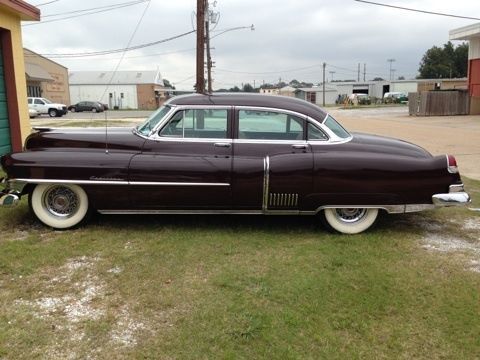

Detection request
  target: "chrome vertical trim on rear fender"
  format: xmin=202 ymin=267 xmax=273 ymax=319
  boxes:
xmin=262 ymin=156 xmax=270 ymax=212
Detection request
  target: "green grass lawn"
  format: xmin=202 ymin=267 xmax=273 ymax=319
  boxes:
xmin=0 ymin=179 xmax=479 ymax=359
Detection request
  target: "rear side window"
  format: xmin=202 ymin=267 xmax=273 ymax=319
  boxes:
xmin=307 ymin=123 xmax=328 ymax=140
xmin=238 ymin=110 xmax=304 ymax=140
xmin=323 ymin=115 xmax=350 ymax=139
xmin=27 ymin=98 xmax=32 ymax=104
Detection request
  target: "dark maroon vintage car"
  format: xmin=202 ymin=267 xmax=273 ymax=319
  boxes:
xmin=0 ymin=94 xmax=471 ymax=234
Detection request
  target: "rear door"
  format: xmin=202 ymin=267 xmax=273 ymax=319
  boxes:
xmin=232 ymin=107 xmax=313 ymax=211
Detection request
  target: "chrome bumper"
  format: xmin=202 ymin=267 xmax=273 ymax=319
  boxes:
xmin=0 ymin=178 xmax=20 ymax=207
xmin=432 ymin=184 xmax=471 ymax=207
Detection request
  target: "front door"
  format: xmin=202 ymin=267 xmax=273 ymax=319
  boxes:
xmin=129 ymin=107 xmax=233 ymax=209
xmin=232 ymin=108 xmax=313 ymax=211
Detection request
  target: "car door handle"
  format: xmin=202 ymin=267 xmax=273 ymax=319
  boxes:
xmin=292 ymin=144 xmax=307 ymax=150
xmin=214 ymin=142 xmax=231 ymax=148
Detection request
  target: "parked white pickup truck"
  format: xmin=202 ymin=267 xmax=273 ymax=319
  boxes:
xmin=27 ymin=97 xmax=68 ymax=117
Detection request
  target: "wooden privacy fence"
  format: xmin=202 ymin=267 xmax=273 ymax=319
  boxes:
xmin=409 ymin=90 xmax=469 ymax=116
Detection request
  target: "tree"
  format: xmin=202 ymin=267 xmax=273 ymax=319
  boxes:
xmin=372 ymin=77 xmax=385 ymax=81
xmin=163 ymin=79 xmax=175 ymax=89
xmin=397 ymin=76 xmax=405 ymax=80
xmin=418 ymin=41 xmax=468 ymax=79
xmin=242 ymin=83 xmax=254 ymax=92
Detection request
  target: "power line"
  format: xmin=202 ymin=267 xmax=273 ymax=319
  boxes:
xmin=33 ymin=0 xmax=60 ymax=6
xmin=216 ymin=63 xmax=323 ymax=75
xmin=23 ymin=0 xmax=149 ymax=26
xmin=41 ymin=0 xmax=148 ymax=18
xmin=28 ymin=30 xmax=196 ymax=58
xmin=354 ymin=0 xmax=480 ymax=21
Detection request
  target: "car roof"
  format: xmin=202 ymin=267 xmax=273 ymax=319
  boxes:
xmin=168 ymin=93 xmax=328 ymax=121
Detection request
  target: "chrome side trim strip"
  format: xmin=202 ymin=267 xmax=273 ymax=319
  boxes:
xmin=12 ymin=178 xmax=230 ymax=187
xmin=130 ymin=181 xmax=230 ymax=187
xmin=98 ymin=209 xmax=264 ymax=215
xmin=316 ymin=205 xmax=406 ymax=214
xmin=97 ymin=203 xmax=448 ymax=216
xmin=262 ymin=156 xmax=270 ymax=212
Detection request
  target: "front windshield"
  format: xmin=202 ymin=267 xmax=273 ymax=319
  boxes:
xmin=136 ymin=105 xmax=171 ymax=136
xmin=42 ymin=98 xmax=52 ymax=104
xmin=323 ymin=115 xmax=350 ymax=139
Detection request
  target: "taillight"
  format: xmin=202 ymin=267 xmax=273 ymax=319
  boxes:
xmin=446 ymin=154 xmax=458 ymax=174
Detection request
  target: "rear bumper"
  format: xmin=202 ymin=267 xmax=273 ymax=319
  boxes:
xmin=432 ymin=184 xmax=471 ymax=207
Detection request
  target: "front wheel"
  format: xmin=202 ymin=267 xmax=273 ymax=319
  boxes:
xmin=29 ymin=184 xmax=89 ymax=229
xmin=48 ymin=109 xmax=58 ymax=117
xmin=92 ymin=108 xmax=97 ymax=113
xmin=322 ymin=208 xmax=379 ymax=234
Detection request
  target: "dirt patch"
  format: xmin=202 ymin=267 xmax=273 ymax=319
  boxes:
xmin=13 ymin=256 xmax=146 ymax=358
xmin=420 ymin=217 xmax=480 ymax=274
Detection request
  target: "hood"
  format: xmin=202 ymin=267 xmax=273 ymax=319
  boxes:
xmin=25 ymin=127 xmax=146 ymax=152
xmin=349 ymin=132 xmax=432 ymax=158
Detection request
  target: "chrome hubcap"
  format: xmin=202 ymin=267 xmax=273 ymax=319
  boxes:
xmin=43 ymin=186 xmax=79 ymax=218
xmin=334 ymin=208 xmax=367 ymax=223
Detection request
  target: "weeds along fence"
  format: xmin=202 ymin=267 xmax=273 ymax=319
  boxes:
xmin=409 ymin=90 xmax=469 ymax=116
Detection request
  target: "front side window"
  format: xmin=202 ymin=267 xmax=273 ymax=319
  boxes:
xmin=159 ymin=109 xmax=228 ymax=139
xmin=238 ymin=110 xmax=304 ymax=140
xmin=34 ymin=99 xmax=44 ymax=105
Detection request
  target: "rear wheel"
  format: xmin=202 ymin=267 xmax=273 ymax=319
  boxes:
xmin=29 ymin=184 xmax=89 ymax=229
xmin=322 ymin=208 xmax=378 ymax=234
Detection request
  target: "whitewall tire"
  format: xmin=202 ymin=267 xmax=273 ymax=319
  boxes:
xmin=323 ymin=208 xmax=379 ymax=234
xmin=30 ymin=184 xmax=89 ymax=229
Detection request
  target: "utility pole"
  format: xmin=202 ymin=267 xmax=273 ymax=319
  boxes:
xmin=205 ymin=0 xmax=212 ymax=93
xmin=196 ymin=0 xmax=206 ymax=93
xmin=322 ymin=62 xmax=326 ymax=106
xmin=387 ymin=58 xmax=395 ymax=81
xmin=329 ymin=71 xmax=335 ymax=82
xmin=363 ymin=63 xmax=366 ymax=82
xmin=357 ymin=63 xmax=360 ymax=82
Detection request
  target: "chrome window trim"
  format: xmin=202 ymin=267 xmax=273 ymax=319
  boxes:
xmin=150 ymin=105 xmax=233 ymax=140
xmin=308 ymin=113 xmax=353 ymax=144
xmin=151 ymin=137 xmax=233 ymax=144
xmin=12 ymin=178 xmax=230 ymax=187
xmin=234 ymin=139 xmax=308 ymax=145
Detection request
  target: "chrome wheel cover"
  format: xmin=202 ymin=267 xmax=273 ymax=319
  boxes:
xmin=42 ymin=185 xmax=79 ymax=218
xmin=334 ymin=208 xmax=367 ymax=223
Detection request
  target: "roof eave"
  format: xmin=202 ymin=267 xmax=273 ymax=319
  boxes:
xmin=0 ymin=0 xmax=40 ymax=21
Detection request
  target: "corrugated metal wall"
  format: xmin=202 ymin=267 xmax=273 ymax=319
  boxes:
xmin=0 ymin=41 xmax=12 ymax=156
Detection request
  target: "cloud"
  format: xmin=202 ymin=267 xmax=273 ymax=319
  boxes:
xmin=22 ymin=0 xmax=477 ymax=90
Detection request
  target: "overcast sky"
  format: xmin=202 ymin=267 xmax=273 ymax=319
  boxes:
xmin=22 ymin=0 xmax=479 ymax=90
